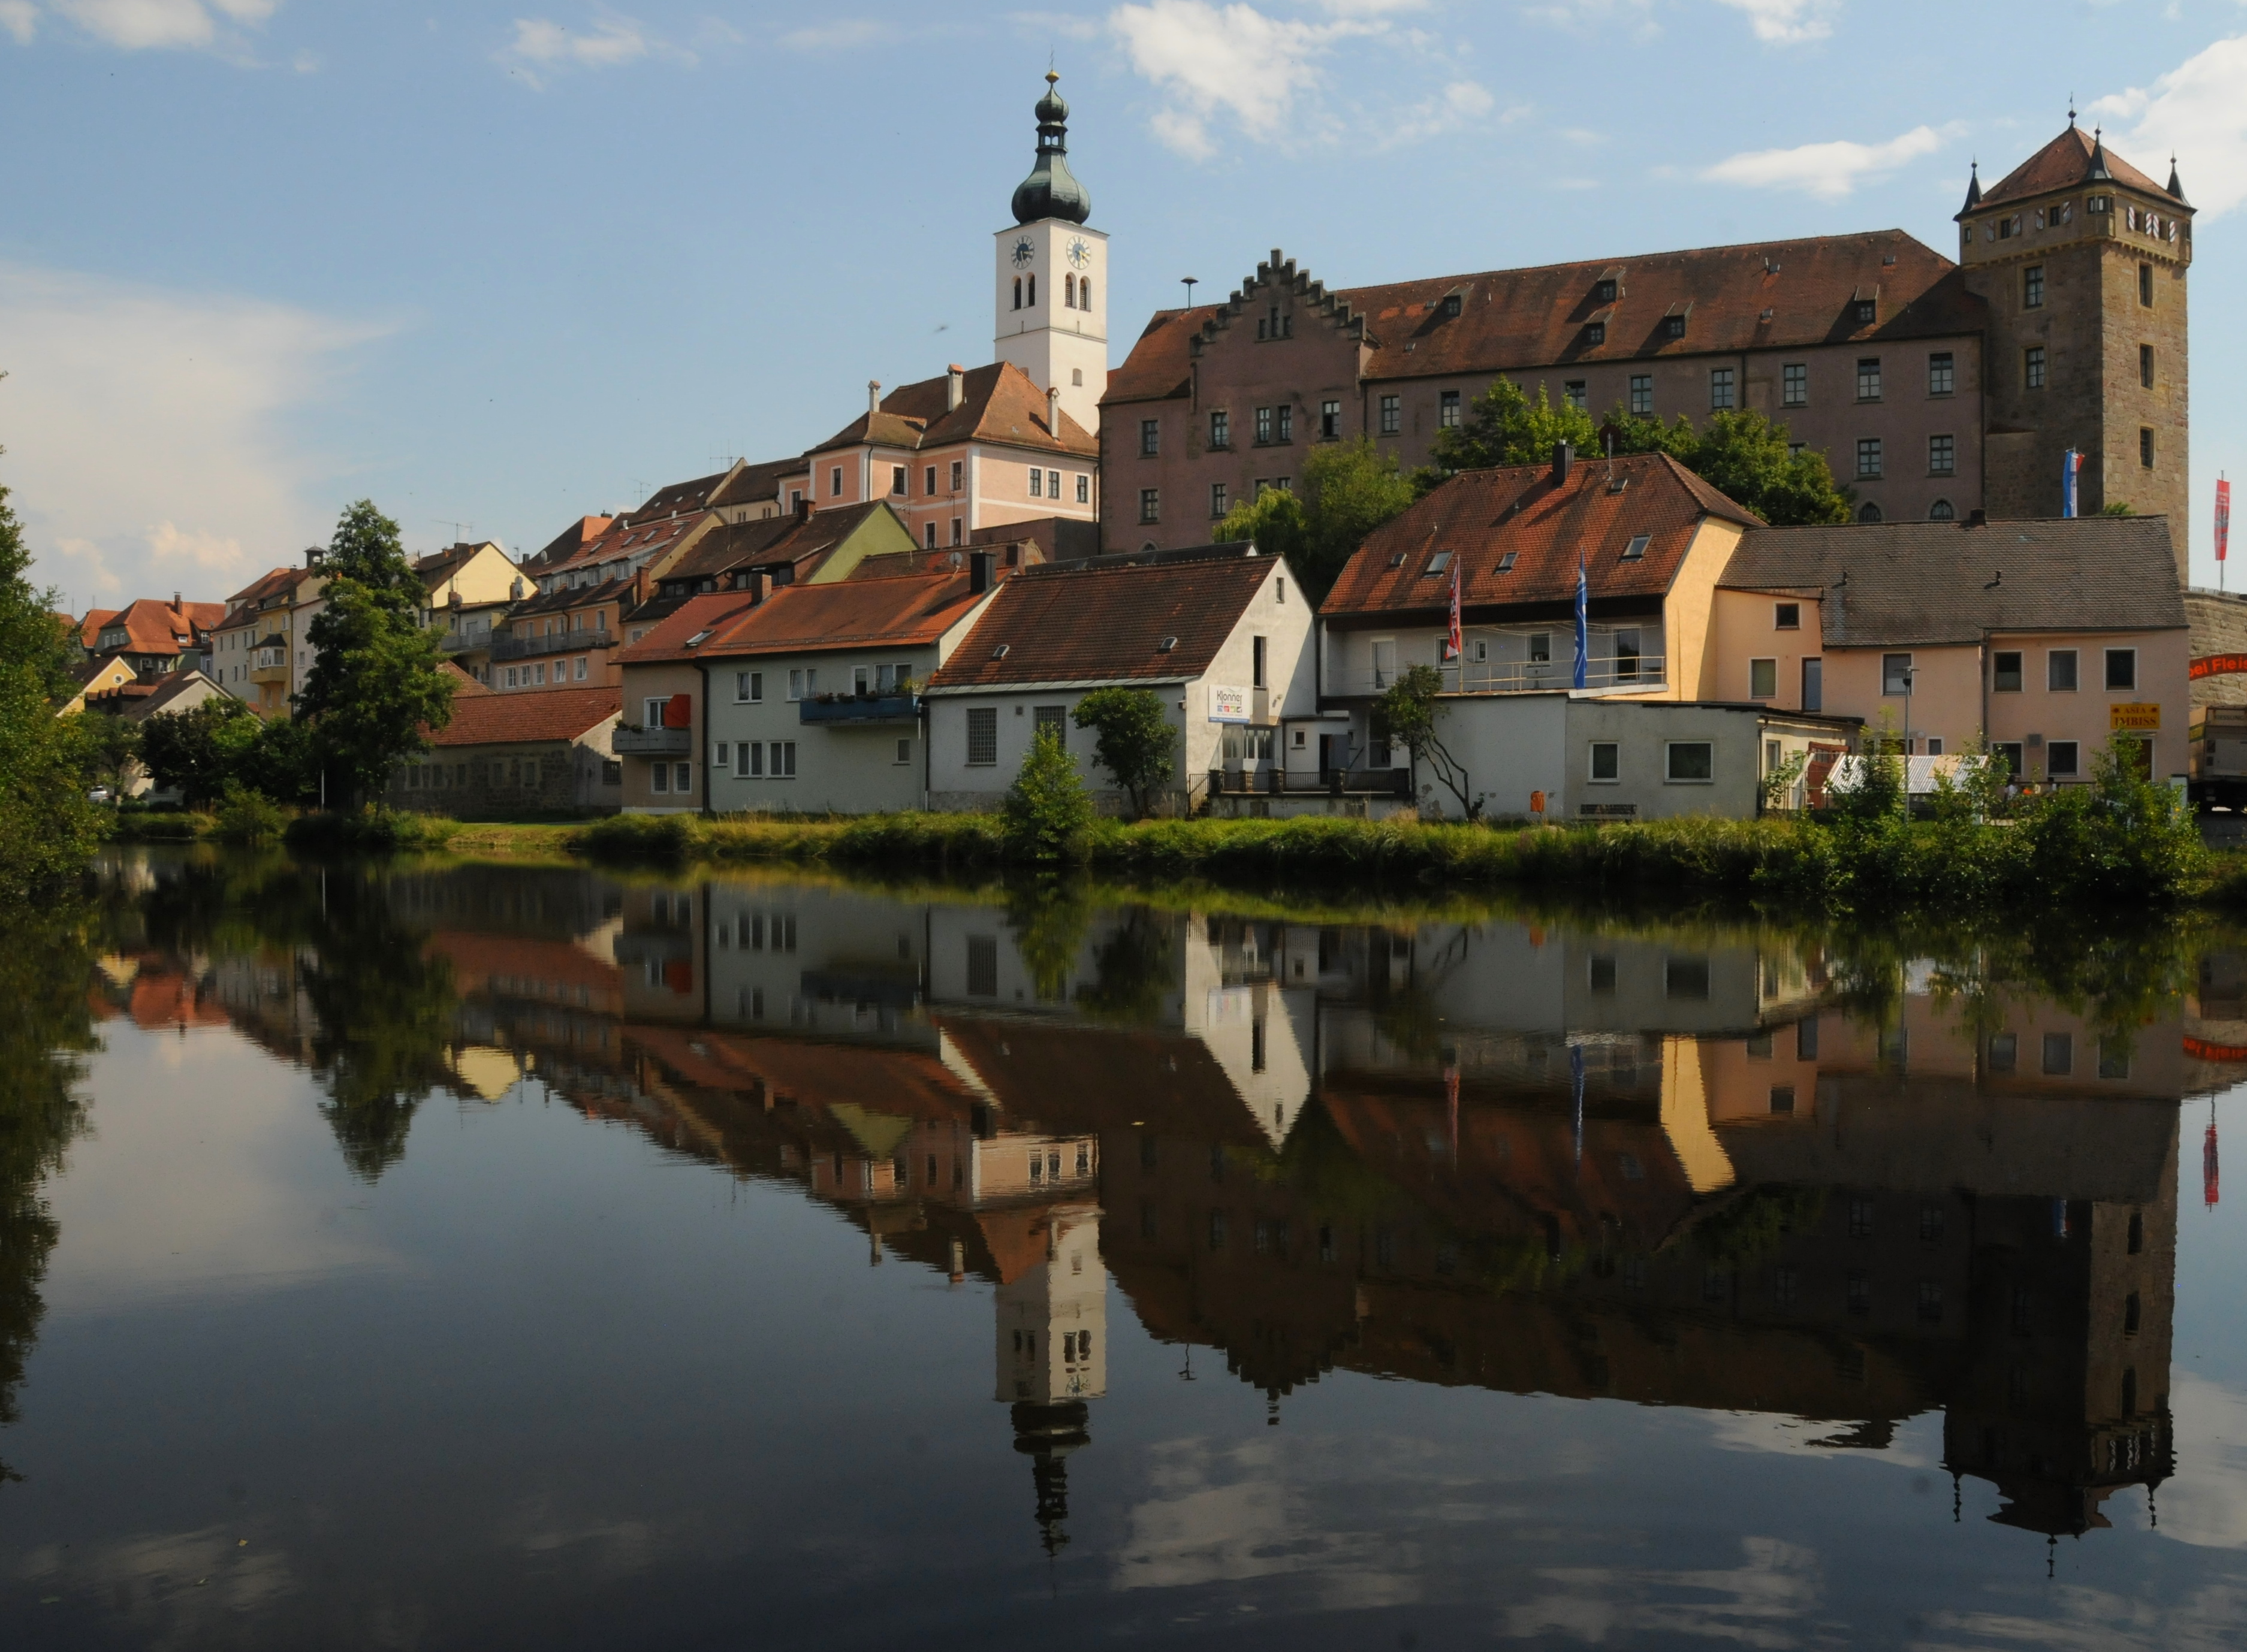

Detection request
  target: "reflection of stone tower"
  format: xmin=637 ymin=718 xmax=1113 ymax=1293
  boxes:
xmin=992 ymin=1203 xmax=1107 ymax=1554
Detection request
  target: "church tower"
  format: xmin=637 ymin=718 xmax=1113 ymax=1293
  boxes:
xmin=995 ymin=73 xmax=1108 ymax=436
xmin=1957 ymin=122 xmax=2192 ymax=575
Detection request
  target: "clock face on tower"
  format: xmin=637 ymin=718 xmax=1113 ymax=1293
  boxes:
xmin=1065 ymin=237 xmax=1091 ymax=270
xmin=1011 ymin=237 xmax=1036 ymax=268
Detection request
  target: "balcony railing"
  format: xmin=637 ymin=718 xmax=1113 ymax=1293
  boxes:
xmin=799 ymin=692 xmax=919 ymax=726
xmin=439 ymin=631 xmax=493 ymax=654
xmin=1208 ymin=766 xmax=1413 ymax=797
xmin=613 ymin=726 xmax=690 ymax=755
xmin=493 ymin=632 xmax=613 ymax=662
xmin=1334 ymin=656 xmax=1667 ymax=697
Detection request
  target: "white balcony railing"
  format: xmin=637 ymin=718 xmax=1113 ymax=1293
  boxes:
xmin=1333 ymin=656 xmax=1667 ymax=697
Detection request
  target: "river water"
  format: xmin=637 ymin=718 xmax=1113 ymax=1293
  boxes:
xmin=4 ymin=849 xmax=2247 ymax=1648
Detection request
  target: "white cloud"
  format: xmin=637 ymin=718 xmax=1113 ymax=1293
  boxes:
xmin=41 ymin=0 xmax=272 ymax=50
xmin=1702 ymin=123 xmax=1950 ymax=200
xmin=2092 ymin=32 xmax=2247 ymax=218
xmin=779 ymin=19 xmax=883 ymax=50
xmin=0 ymin=1 xmax=36 ymax=42
xmin=506 ymin=14 xmax=647 ymax=67
xmin=1521 ymin=0 xmax=1658 ymax=41
xmin=0 ymin=261 xmax=385 ymax=605
xmin=1378 ymin=80 xmax=1507 ymax=150
xmin=1714 ymin=0 xmax=1839 ymax=45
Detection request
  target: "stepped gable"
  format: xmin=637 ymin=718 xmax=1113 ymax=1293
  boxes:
xmin=1323 ymin=451 xmax=1756 ymax=619
xmin=1973 ymin=123 xmax=2167 ymax=210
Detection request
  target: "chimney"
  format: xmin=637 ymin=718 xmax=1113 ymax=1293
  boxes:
xmin=867 ymin=379 xmax=881 ymax=413
xmin=1552 ymin=441 xmax=1574 ymax=485
xmin=947 ymin=364 xmax=966 ymax=412
xmin=1046 ymin=384 xmax=1061 ymax=433
xmin=795 ymin=494 xmax=811 ymax=521
xmin=171 ymin=591 xmax=182 ymax=611
xmin=969 ymin=550 xmax=996 ymax=595
xmin=752 ymin=571 xmax=773 ymax=605
xmin=1966 ymin=508 xmax=1988 ymax=528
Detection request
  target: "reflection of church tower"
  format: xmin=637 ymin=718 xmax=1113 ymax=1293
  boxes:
xmin=991 ymin=1203 xmax=1108 ymax=1555
xmin=995 ymin=73 xmax=1107 ymax=436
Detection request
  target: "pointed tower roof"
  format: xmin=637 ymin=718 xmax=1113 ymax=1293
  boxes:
xmin=1010 ymin=71 xmax=1091 ymax=226
xmin=2167 ymin=155 xmax=2190 ymax=206
xmin=1960 ymin=160 xmax=1981 ymax=214
xmin=1972 ymin=123 xmax=2167 ymax=212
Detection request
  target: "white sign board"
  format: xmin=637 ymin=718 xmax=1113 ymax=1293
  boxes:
xmin=1208 ymin=684 xmax=1250 ymax=724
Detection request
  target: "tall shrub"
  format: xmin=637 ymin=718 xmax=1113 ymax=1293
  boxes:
xmin=1002 ymin=730 xmax=1093 ymax=862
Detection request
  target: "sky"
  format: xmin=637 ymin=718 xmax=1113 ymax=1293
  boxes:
xmin=2 ymin=0 xmax=2245 ymax=612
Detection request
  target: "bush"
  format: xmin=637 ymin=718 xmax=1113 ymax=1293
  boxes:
xmin=576 ymin=812 xmax=698 ymax=862
xmin=215 ymin=784 xmax=287 ymax=845
xmin=1001 ymin=732 xmax=1093 ymax=862
xmin=284 ymin=810 xmax=459 ymax=853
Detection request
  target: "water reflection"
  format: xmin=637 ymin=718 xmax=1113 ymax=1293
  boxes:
xmin=10 ymin=850 xmax=2246 ymax=1631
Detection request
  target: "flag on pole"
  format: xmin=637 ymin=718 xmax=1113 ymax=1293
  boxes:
xmin=2218 ymin=475 xmax=2232 ymax=564
xmin=2061 ymin=448 xmax=2082 ymax=518
xmin=1572 ymin=559 xmax=1589 ymax=690
xmin=1445 ymin=557 xmax=1463 ymax=662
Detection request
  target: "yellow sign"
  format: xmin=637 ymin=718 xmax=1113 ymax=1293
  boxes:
xmin=2110 ymin=703 xmax=2162 ymax=732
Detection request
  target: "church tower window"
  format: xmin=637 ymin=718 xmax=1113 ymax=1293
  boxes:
xmin=1027 ymin=273 xmax=1036 ymax=307
xmin=1013 ymin=277 xmax=1022 ymax=311
xmin=1064 ymin=273 xmax=1076 ymax=308
xmin=1080 ymin=276 xmax=1092 ymax=310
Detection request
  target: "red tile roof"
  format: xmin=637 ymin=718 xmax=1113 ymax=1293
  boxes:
xmin=1322 ymin=452 xmax=1756 ymax=620
xmin=86 ymin=597 xmax=227 ymax=655
xmin=925 ymin=549 xmax=1277 ymax=690
xmin=614 ymin=591 xmax=761 ymax=666
xmin=441 ymin=660 xmax=492 ymax=697
xmin=813 ymin=361 xmax=1097 ymax=458
xmin=1106 ymin=232 xmax=1981 ymax=404
xmin=427 ymin=685 xmax=619 ymax=747
xmin=550 ymin=511 xmax=714 ymax=579
xmin=695 ymin=570 xmax=988 ymax=660
xmin=76 ymin=608 xmax=120 ymax=649
xmin=657 ymin=500 xmax=893 ymax=589
xmin=1975 ymin=125 xmax=2168 ymax=211
xmin=526 ymin=515 xmax=616 ymax=571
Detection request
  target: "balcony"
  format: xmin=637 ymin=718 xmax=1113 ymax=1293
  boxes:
xmin=798 ymin=691 xmax=919 ymax=727
xmin=439 ymin=630 xmax=493 ymax=655
xmin=1208 ymin=766 xmax=1412 ymax=798
xmin=1334 ymin=657 xmax=1667 ymax=697
xmin=494 ymin=631 xmax=614 ymax=662
xmin=613 ymin=726 xmax=691 ymax=755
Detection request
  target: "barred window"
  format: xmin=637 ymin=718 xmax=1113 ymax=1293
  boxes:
xmin=964 ymin=708 xmax=998 ymax=766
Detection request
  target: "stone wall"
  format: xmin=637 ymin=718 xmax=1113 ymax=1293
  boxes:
xmin=389 ymin=739 xmax=623 ymax=815
xmin=2186 ymin=589 xmax=2247 ymax=708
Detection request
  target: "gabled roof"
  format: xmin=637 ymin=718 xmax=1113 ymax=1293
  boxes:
xmin=414 ymin=542 xmax=511 ymax=591
xmin=127 ymin=668 xmax=230 ymax=721
xmin=1105 ymin=234 xmax=1981 ymax=405
xmin=614 ymin=591 xmax=761 ymax=667
xmin=550 ymin=511 xmax=714 ymax=580
xmin=1718 ymin=516 xmax=2185 ymax=647
xmin=657 ymin=500 xmax=892 ymax=589
xmin=621 ymin=455 xmax=804 ymax=526
xmin=440 ymin=660 xmax=493 ymax=697
xmin=427 ymin=685 xmax=620 ymax=747
xmin=1324 ymin=452 xmax=1758 ymax=620
xmin=925 ymin=548 xmax=1277 ymax=691
xmin=86 ymin=597 xmax=227 ymax=655
xmin=222 ymin=567 xmax=305 ymax=614
xmin=1972 ymin=125 xmax=2169 ymax=213
xmin=695 ymin=570 xmax=988 ymax=661
xmin=75 ymin=610 xmax=120 ymax=649
xmin=812 ymin=361 xmax=1098 ymax=458
xmin=526 ymin=515 xmax=615 ymax=572
xmin=506 ymin=574 xmax=638 ymax=621
xmin=710 ymin=457 xmax=803 ymax=508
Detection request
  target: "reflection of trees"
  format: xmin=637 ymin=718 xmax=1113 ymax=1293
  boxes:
xmin=1005 ymin=881 xmax=1093 ymax=1004
xmin=0 ymin=903 xmax=98 ymax=1484
xmin=1073 ymin=909 xmax=1174 ymax=1023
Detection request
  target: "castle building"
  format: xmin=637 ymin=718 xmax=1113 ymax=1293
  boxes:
xmin=1102 ymin=122 xmax=2192 ymax=582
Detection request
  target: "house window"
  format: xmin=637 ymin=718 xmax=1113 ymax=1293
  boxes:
xmin=1033 ymin=705 xmax=1066 ymax=748
xmin=1666 ymin=742 xmax=1714 ymax=783
xmin=2106 ymin=648 xmax=2136 ymax=690
xmin=1882 ymin=653 xmax=1914 ymax=695
xmin=2023 ymin=265 xmax=2044 ymax=308
xmin=2141 ymin=344 xmax=2155 ymax=389
xmin=1853 ymin=298 xmax=1875 ymax=324
xmin=1321 ymin=399 xmax=1340 ymax=438
xmin=1378 ymin=395 xmax=1401 ymax=435
xmin=2140 ymin=427 xmax=2155 ymax=469
xmin=1856 ymin=437 xmax=1883 ymax=479
xmin=575 ymin=656 xmax=588 ymax=681
xmin=644 ymin=697 xmax=668 ymax=727
xmin=1856 ymin=358 xmax=1881 ymax=400
xmin=2025 ymin=346 xmax=2046 ymax=390
xmin=1709 ymin=367 xmax=1735 ymax=410
xmin=1047 ymin=469 xmax=1060 ymax=497
xmin=673 ymin=762 xmax=692 ymax=793
xmin=1438 ymin=390 xmax=1461 ymax=428
xmin=2140 ymin=262 xmax=2153 ymax=307
xmin=651 ymin=762 xmax=668 ymax=794
xmin=743 ymin=741 xmax=764 ymax=776
xmin=1210 ymin=410 xmax=1230 ymax=448
xmin=951 ymin=518 xmax=963 ymax=545
xmin=2043 ymin=1032 xmax=2073 ymax=1076
xmin=895 ymin=737 xmax=913 ymax=765
xmin=1254 ymin=406 xmax=1272 ymax=445
xmin=1782 ymin=364 xmax=1806 ymax=406
xmin=1441 ymin=293 xmax=1461 ymax=318
xmin=1750 ymin=658 xmax=1777 ymax=698
xmin=769 ymin=741 xmax=795 ymax=778
xmin=1993 ymin=651 xmax=2023 ymax=691
xmin=830 ymin=464 xmax=844 ymax=497
xmin=925 ymin=523 xmax=938 ymax=549
xmin=737 ymin=671 xmax=762 ymax=702
xmin=966 ymin=706 xmax=998 ymax=766
xmin=1928 ymin=352 xmax=1955 ymax=395
xmin=1276 ymin=404 xmax=1293 ymax=442
xmin=1621 ymin=534 xmax=1649 ymax=560
xmin=1563 ymin=380 xmax=1587 ymax=410
xmin=786 ymin=668 xmax=816 ymax=700
xmin=1139 ymin=419 xmax=1159 ymax=457
xmin=1583 ymin=321 xmax=1606 ymax=346
xmin=1629 ymin=375 xmax=1652 ymax=415
xmin=1139 ymin=488 xmax=1160 ymax=524
xmin=713 ymin=742 xmax=730 ymax=771
xmin=2048 ymin=649 xmax=2078 ymax=691
xmin=1589 ymin=742 xmax=1619 ymax=781
xmin=1929 ymin=434 xmax=1955 ymax=475
xmin=2048 ymin=740 xmax=2080 ymax=777
xmin=1663 ymin=315 xmax=1686 ymax=340
xmin=1594 ymin=278 xmax=1616 ymax=303
xmin=1029 ymin=467 xmax=1043 ymax=499
xmin=1210 ymin=482 xmax=1228 ymax=519
xmin=1775 ymin=602 xmax=1800 ymax=630
xmin=1076 ymin=474 xmax=1089 ymax=504
xmin=1929 ymin=499 xmax=1955 ymax=520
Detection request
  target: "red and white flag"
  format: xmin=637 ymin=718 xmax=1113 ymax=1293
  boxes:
xmin=2219 ymin=475 xmax=2232 ymax=564
xmin=1446 ymin=558 xmax=1463 ymax=662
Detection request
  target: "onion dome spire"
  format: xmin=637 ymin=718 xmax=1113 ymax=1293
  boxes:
xmin=1961 ymin=159 xmax=1981 ymax=213
xmin=1011 ymin=71 xmax=1091 ymax=226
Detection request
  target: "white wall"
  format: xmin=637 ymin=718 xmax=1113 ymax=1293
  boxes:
xmin=705 ymin=646 xmax=937 ymax=815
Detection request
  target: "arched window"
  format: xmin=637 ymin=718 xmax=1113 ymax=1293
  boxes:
xmin=1027 ymin=273 xmax=1036 ymax=307
xmin=1857 ymin=501 xmax=1884 ymax=523
xmin=1012 ymin=277 xmax=1021 ymax=311
xmin=1928 ymin=499 xmax=1955 ymax=521
xmin=1081 ymin=276 xmax=1092 ymax=310
xmin=1064 ymin=273 xmax=1076 ymax=308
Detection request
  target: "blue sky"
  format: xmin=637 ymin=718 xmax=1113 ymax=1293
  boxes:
xmin=3 ymin=0 xmax=2243 ymax=609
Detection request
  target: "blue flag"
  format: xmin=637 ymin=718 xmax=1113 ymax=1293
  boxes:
xmin=2062 ymin=448 xmax=2080 ymax=518
xmin=1572 ymin=560 xmax=1588 ymax=690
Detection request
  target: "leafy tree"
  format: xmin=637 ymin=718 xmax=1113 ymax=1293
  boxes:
xmin=240 ymin=713 xmax=322 ymax=805
xmin=1375 ymin=663 xmax=1477 ymax=819
xmin=1828 ymin=713 xmax=1907 ymax=822
xmin=1427 ymin=377 xmax=1600 ymax=476
xmin=2099 ymin=501 xmax=2136 ymax=517
xmin=295 ymin=500 xmax=454 ymax=807
xmin=1072 ymin=686 xmax=1178 ymax=820
xmin=0 ymin=469 xmax=101 ymax=896
xmin=1215 ymin=438 xmax=1418 ymax=606
xmin=71 ymin=710 xmax=140 ymax=795
xmin=1602 ymin=407 xmax=1853 ymax=527
xmin=140 ymin=695 xmax=263 ymax=807
xmin=1001 ymin=730 xmax=1093 ymax=862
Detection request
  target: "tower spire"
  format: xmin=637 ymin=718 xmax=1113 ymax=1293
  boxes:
xmin=2167 ymin=153 xmax=2190 ymax=206
xmin=2088 ymin=125 xmax=2111 ymax=182
xmin=1011 ymin=71 xmax=1091 ymax=226
xmin=1961 ymin=159 xmax=1981 ymax=213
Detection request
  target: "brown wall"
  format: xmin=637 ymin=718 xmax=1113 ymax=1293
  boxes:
xmin=388 ymin=736 xmax=622 ymax=816
xmin=619 ymin=662 xmax=704 ymax=811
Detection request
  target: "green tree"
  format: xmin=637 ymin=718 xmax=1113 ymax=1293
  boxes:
xmin=295 ymin=500 xmax=454 ymax=807
xmin=1603 ymin=407 xmax=1853 ymax=527
xmin=1375 ymin=663 xmax=1476 ymax=819
xmin=71 ymin=710 xmax=140 ymax=796
xmin=140 ymin=694 xmax=263 ymax=807
xmin=239 ymin=712 xmax=321 ymax=805
xmin=1072 ymin=686 xmax=1178 ymax=820
xmin=1427 ymin=377 xmax=1601 ymax=476
xmin=1001 ymin=730 xmax=1094 ymax=862
xmin=0 ymin=471 xmax=101 ymax=896
xmin=1218 ymin=439 xmax=1420 ymax=605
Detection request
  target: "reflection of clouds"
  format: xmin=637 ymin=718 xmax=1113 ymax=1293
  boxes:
xmin=2152 ymin=1375 xmax=2247 ymax=1551
xmin=12 ymin=1523 xmax=297 ymax=1632
xmin=1503 ymin=1536 xmax=1822 ymax=1648
xmin=1920 ymin=1579 xmax=2247 ymax=1652
xmin=1704 ymin=1408 xmax=1945 ymax=1469
xmin=41 ymin=1026 xmax=405 ymax=1313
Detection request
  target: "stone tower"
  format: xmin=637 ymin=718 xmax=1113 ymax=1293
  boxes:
xmin=994 ymin=73 xmax=1108 ymax=436
xmin=1956 ymin=123 xmax=2193 ymax=579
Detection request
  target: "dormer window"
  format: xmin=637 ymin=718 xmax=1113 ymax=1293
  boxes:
xmin=1441 ymin=294 xmax=1461 ymax=318
xmin=1594 ymin=279 xmax=1617 ymax=303
xmin=1621 ymin=534 xmax=1650 ymax=561
xmin=1663 ymin=315 xmax=1685 ymax=340
xmin=1584 ymin=321 xmax=1606 ymax=346
xmin=1853 ymin=299 xmax=1877 ymax=324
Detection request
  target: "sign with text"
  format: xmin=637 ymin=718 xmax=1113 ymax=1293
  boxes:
xmin=1208 ymin=684 xmax=1250 ymax=724
xmin=2191 ymin=655 xmax=2247 ymax=681
xmin=2111 ymin=702 xmax=2162 ymax=732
